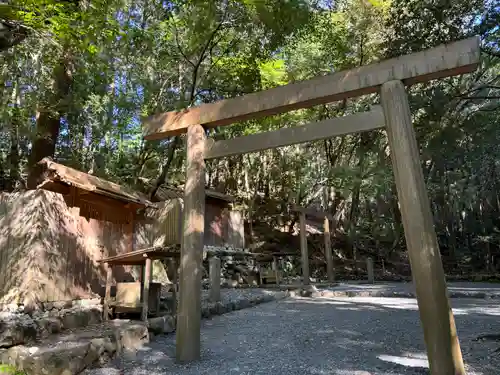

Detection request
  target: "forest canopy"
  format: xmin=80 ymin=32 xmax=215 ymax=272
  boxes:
xmin=1 ymin=0 xmax=499 ymax=271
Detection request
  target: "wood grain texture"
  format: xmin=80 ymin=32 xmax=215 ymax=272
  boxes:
xmin=103 ymin=263 xmax=113 ymax=321
xmin=144 ymin=37 xmax=480 ymax=139
xmin=324 ymin=217 xmax=334 ymax=283
xmin=204 ymin=107 xmax=384 ymax=159
xmin=209 ymin=257 xmax=221 ymax=302
xmin=176 ymin=124 xmax=206 ymax=362
xmin=381 ymin=80 xmax=465 ymax=375
xmin=299 ymin=212 xmax=310 ymax=285
xmin=141 ymin=257 xmax=152 ymax=321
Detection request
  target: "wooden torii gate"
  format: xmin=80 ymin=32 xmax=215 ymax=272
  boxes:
xmin=142 ymin=37 xmax=480 ymax=375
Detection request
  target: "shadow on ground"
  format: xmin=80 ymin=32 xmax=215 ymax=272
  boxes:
xmin=85 ymin=296 xmax=500 ymax=375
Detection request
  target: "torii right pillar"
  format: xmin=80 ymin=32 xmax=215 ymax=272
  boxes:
xmin=381 ymin=80 xmax=465 ymax=375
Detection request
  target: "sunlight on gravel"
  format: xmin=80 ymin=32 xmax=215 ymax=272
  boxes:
xmin=83 ymin=291 xmax=500 ymax=375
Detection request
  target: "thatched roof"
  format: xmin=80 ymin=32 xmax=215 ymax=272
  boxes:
xmin=138 ymin=178 xmax=235 ymax=203
xmin=28 ymin=158 xmax=156 ymax=209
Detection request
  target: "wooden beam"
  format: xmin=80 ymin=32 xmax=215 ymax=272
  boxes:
xmin=204 ymin=107 xmax=384 ymax=160
xmin=291 ymin=205 xmax=334 ymax=220
xmin=381 ymin=80 xmax=465 ymax=375
xmin=176 ymin=124 xmax=206 ymax=362
xmin=143 ymin=37 xmax=480 ymax=139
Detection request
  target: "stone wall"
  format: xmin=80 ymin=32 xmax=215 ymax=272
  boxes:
xmin=0 ymin=299 xmax=102 ymax=349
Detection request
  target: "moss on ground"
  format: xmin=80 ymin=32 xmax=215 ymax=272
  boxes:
xmin=0 ymin=364 xmax=26 ymax=375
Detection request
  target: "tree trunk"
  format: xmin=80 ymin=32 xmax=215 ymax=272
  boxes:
xmin=7 ymin=79 xmax=21 ymax=191
xmin=29 ymin=55 xmax=73 ymax=168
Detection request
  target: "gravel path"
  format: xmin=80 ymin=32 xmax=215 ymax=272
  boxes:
xmin=324 ymin=281 xmax=500 ymax=297
xmin=199 ymin=288 xmax=282 ymax=305
xmin=84 ymin=294 xmax=500 ymax=375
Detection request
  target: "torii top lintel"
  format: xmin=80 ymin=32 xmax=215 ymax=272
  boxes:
xmin=143 ymin=36 xmax=480 ymax=140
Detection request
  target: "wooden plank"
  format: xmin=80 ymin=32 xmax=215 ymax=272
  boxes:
xmin=141 ymin=257 xmax=152 ymax=321
xmin=299 ymin=212 xmax=310 ymax=285
xmin=204 ymin=107 xmax=384 ymax=159
xmin=127 ymin=211 xmax=134 ymax=253
xmin=98 ymin=245 xmax=180 ymax=265
xmin=176 ymin=124 xmax=206 ymax=362
xmin=381 ymin=80 xmax=465 ymax=375
xmin=143 ymin=37 xmax=480 ymax=139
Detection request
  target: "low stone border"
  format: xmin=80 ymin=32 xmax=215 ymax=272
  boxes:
xmin=288 ymin=286 xmax=500 ymax=299
xmin=148 ymin=290 xmax=289 ymax=335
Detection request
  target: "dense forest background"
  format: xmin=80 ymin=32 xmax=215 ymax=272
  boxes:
xmin=1 ymin=0 xmax=499 ymax=275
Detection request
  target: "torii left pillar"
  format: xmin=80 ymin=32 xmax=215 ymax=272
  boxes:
xmin=176 ymin=124 xmax=206 ymax=362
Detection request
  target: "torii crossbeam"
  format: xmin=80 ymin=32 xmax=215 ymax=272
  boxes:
xmin=143 ymin=36 xmax=480 ymax=375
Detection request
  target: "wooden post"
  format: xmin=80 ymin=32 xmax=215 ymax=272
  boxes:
xmin=324 ymin=217 xmax=334 ymax=283
xmin=366 ymin=257 xmax=374 ymax=284
xmin=209 ymin=257 xmax=221 ymax=302
xmin=381 ymin=80 xmax=465 ymax=375
xmin=299 ymin=212 xmax=310 ymax=285
xmin=272 ymin=256 xmax=279 ymax=285
xmin=169 ymin=258 xmax=178 ymax=316
xmin=103 ymin=262 xmax=113 ymax=320
xmin=176 ymin=124 xmax=206 ymax=362
xmin=139 ymin=263 xmax=144 ymax=302
xmin=141 ymin=257 xmax=152 ymax=321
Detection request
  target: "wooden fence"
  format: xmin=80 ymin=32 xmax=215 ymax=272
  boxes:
xmin=0 ymin=191 xmax=174 ymax=304
xmin=0 ymin=192 xmax=246 ymax=305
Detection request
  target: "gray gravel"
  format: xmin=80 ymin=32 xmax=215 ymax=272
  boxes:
xmin=84 ymin=293 xmax=500 ymax=375
xmin=324 ymin=281 xmax=500 ymax=297
xmin=198 ymin=288 xmax=282 ymax=305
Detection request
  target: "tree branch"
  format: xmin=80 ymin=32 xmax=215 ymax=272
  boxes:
xmin=150 ymin=136 xmax=181 ymax=200
xmin=173 ymin=22 xmax=195 ymax=68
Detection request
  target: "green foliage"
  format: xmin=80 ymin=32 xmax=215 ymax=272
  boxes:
xmin=0 ymin=364 xmax=26 ymax=375
xmin=1 ymin=0 xmax=499 ymax=271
